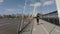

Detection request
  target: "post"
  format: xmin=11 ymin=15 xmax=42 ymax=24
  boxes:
xmin=55 ymin=0 xmax=60 ymax=24
xmin=19 ymin=0 xmax=27 ymax=32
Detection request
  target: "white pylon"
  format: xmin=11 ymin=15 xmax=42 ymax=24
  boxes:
xmin=55 ymin=0 xmax=60 ymax=24
xmin=30 ymin=2 xmax=41 ymax=17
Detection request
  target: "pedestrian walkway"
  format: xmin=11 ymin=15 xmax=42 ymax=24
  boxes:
xmin=32 ymin=19 xmax=60 ymax=34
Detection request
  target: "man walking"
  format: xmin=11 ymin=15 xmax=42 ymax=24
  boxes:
xmin=36 ymin=13 xmax=40 ymax=25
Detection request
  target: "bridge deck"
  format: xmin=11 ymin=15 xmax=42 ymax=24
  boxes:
xmin=19 ymin=19 xmax=60 ymax=34
xmin=32 ymin=19 xmax=60 ymax=34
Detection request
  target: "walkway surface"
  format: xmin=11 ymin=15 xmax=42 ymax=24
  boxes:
xmin=32 ymin=19 xmax=60 ymax=34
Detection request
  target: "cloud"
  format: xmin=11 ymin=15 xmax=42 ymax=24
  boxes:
xmin=0 ymin=0 xmax=4 ymax=2
xmin=43 ymin=0 xmax=55 ymax=6
xmin=5 ymin=8 xmax=21 ymax=12
xmin=0 ymin=0 xmax=4 ymax=5
xmin=30 ymin=0 xmax=55 ymax=7
xmin=30 ymin=2 xmax=41 ymax=7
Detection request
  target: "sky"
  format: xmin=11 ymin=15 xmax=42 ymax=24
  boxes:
xmin=0 ymin=0 xmax=57 ymax=15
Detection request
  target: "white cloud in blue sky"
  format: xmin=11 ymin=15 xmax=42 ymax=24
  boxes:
xmin=0 ymin=0 xmax=4 ymax=5
xmin=5 ymin=8 xmax=20 ymax=12
xmin=0 ymin=0 xmax=4 ymax=2
xmin=34 ymin=0 xmax=56 ymax=14
xmin=30 ymin=2 xmax=41 ymax=7
xmin=0 ymin=0 xmax=57 ymax=15
xmin=3 ymin=8 xmax=22 ymax=14
xmin=29 ymin=0 xmax=56 ymax=14
xmin=43 ymin=0 xmax=55 ymax=6
xmin=30 ymin=0 xmax=55 ymax=7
